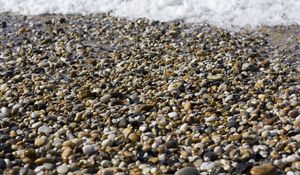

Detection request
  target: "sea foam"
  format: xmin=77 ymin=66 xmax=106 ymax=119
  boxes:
xmin=0 ymin=0 xmax=299 ymax=29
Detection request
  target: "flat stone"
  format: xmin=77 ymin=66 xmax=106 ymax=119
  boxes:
xmin=207 ymin=73 xmax=224 ymax=80
xmin=100 ymin=94 xmax=111 ymax=103
xmin=57 ymin=164 xmax=69 ymax=174
xmin=250 ymin=163 xmax=276 ymax=175
xmin=179 ymin=123 xmax=189 ymax=132
xmin=38 ymin=125 xmax=52 ymax=135
xmin=35 ymin=136 xmax=47 ymax=147
xmin=168 ymin=81 xmax=184 ymax=92
xmin=175 ymin=167 xmax=198 ymax=175
xmin=102 ymin=138 xmax=113 ymax=148
xmin=82 ymin=144 xmax=97 ymax=155
xmin=140 ymin=104 xmax=155 ymax=112
xmin=293 ymin=134 xmax=300 ymax=143
xmin=168 ymin=112 xmax=178 ymax=118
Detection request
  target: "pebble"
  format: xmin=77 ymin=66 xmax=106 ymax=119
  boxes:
xmin=38 ymin=125 xmax=52 ymax=135
xmin=82 ymin=144 xmax=97 ymax=155
xmin=0 ymin=107 xmax=10 ymax=118
xmin=168 ymin=112 xmax=178 ymax=118
xmin=101 ymin=138 xmax=114 ymax=148
xmin=100 ymin=94 xmax=111 ymax=103
xmin=289 ymin=110 xmax=299 ymax=118
xmin=250 ymin=163 xmax=276 ymax=175
xmin=179 ymin=123 xmax=189 ymax=132
xmin=0 ymin=158 xmax=6 ymax=169
xmin=293 ymin=134 xmax=300 ymax=143
xmin=175 ymin=167 xmax=198 ymax=175
xmin=35 ymin=136 xmax=48 ymax=146
xmin=207 ymin=73 xmax=224 ymax=80
xmin=57 ymin=164 xmax=69 ymax=174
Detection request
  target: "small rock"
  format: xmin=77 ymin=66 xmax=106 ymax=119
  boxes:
xmin=183 ymin=102 xmax=192 ymax=111
xmin=57 ymin=164 xmax=69 ymax=174
xmin=82 ymin=144 xmax=97 ymax=155
xmin=168 ymin=112 xmax=178 ymax=118
xmin=140 ymin=104 xmax=155 ymax=112
xmin=293 ymin=117 xmax=300 ymax=127
xmin=224 ymin=95 xmax=234 ymax=103
xmin=288 ymin=110 xmax=299 ymax=118
xmin=122 ymin=128 xmax=132 ymax=138
xmin=207 ymin=73 xmax=224 ymax=81
xmin=293 ymin=134 xmax=300 ymax=143
xmin=100 ymin=94 xmax=111 ymax=103
xmin=0 ymin=158 xmax=6 ymax=169
xmin=35 ymin=136 xmax=47 ymax=147
xmin=102 ymin=138 xmax=113 ymax=148
xmin=250 ymin=163 xmax=276 ymax=175
xmin=168 ymin=81 xmax=184 ymax=92
xmin=78 ymin=89 xmax=94 ymax=99
xmin=179 ymin=123 xmax=189 ymax=132
xmin=34 ymin=157 xmax=51 ymax=165
xmin=175 ymin=166 xmax=198 ymax=175
xmin=128 ymin=133 xmax=139 ymax=142
xmin=62 ymin=147 xmax=72 ymax=163
xmin=43 ymin=163 xmax=54 ymax=170
xmin=236 ymin=162 xmax=253 ymax=174
xmin=0 ymin=107 xmax=10 ymax=118
xmin=38 ymin=125 xmax=52 ymax=135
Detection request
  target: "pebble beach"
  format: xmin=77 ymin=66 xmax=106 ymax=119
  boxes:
xmin=0 ymin=13 xmax=300 ymax=175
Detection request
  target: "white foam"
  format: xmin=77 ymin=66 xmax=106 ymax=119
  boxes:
xmin=0 ymin=0 xmax=299 ymax=29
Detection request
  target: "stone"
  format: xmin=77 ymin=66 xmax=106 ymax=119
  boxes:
xmin=175 ymin=167 xmax=198 ymax=175
xmin=293 ymin=134 xmax=300 ymax=143
xmin=168 ymin=81 xmax=184 ymax=92
xmin=288 ymin=110 xmax=299 ymax=118
xmin=293 ymin=117 xmax=300 ymax=127
xmin=168 ymin=112 xmax=178 ymax=118
xmin=38 ymin=125 xmax=52 ymax=135
xmin=183 ymin=102 xmax=192 ymax=111
xmin=100 ymin=94 xmax=111 ymax=103
xmin=179 ymin=123 xmax=189 ymax=132
xmin=207 ymin=73 xmax=224 ymax=80
xmin=0 ymin=107 xmax=10 ymax=118
xmin=250 ymin=163 xmax=276 ymax=175
xmin=34 ymin=158 xmax=51 ymax=165
xmin=0 ymin=158 xmax=6 ymax=169
xmin=35 ymin=136 xmax=47 ymax=146
xmin=128 ymin=133 xmax=139 ymax=142
xmin=235 ymin=162 xmax=253 ymax=174
xmin=102 ymin=138 xmax=113 ymax=148
xmin=82 ymin=144 xmax=97 ymax=155
xmin=43 ymin=163 xmax=54 ymax=170
xmin=62 ymin=147 xmax=72 ymax=163
xmin=57 ymin=164 xmax=69 ymax=174
xmin=140 ymin=104 xmax=155 ymax=112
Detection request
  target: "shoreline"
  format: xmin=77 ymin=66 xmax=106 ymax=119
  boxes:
xmin=0 ymin=13 xmax=300 ymax=174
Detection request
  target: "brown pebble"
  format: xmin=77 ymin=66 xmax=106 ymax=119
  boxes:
xmin=62 ymin=147 xmax=73 ymax=163
xmin=140 ymin=104 xmax=155 ymax=112
xmin=250 ymin=163 xmax=276 ymax=175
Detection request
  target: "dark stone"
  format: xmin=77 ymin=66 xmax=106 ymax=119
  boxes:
xmin=118 ymin=118 xmax=128 ymax=128
xmin=204 ymin=151 xmax=218 ymax=161
xmin=235 ymin=162 xmax=253 ymax=174
xmin=228 ymin=119 xmax=239 ymax=128
xmin=0 ymin=158 xmax=6 ymax=169
xmin=1 ymin=21 xmax=7 ymax=28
